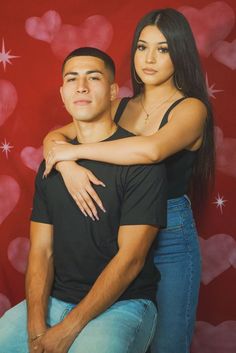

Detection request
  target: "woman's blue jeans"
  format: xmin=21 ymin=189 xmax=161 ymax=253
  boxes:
xmin=151 ymin=195 xmax=201 ymax=353
xmin=0 ymin=297 xmax=157 ymax=353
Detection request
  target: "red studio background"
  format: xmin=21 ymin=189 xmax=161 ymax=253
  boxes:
xmin=0 ymin=0 xmax=235 ymax=352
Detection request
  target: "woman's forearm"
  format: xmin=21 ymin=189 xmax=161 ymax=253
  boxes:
xmin=77 ymin=135 xmax=159 ymax=165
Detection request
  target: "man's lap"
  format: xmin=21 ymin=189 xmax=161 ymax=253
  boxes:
xmin=0 ymin=297 xmax=157 ymax=353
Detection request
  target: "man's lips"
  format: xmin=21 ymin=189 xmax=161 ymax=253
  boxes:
xmin=142 ymin=68 xmax=157 ymax=75
xmin=73 ymin=99 xmax=91 ymax=106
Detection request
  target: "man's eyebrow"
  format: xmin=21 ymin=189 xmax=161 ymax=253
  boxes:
xmin=138 ymin=39 xmax=167 ymax=45
xmin=64 ymin=70 xmax=104 ymax=78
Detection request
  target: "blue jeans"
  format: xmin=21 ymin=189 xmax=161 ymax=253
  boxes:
xmin=0 ymin=297 xmax=157 ymax=353
xmin=151 ymin=195 xmax=201 ymax=353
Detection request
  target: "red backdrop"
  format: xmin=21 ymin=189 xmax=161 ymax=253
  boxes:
xmin=0 ymin=0 xmax=235 ymax=352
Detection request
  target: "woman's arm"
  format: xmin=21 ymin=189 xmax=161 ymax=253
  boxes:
xmin=45 ymin=98 xmax=207 ymax=170
xmin=43 ymin=122 xmax=76 ymax=158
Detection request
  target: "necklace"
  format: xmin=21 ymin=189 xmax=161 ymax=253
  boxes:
xmin=140 ymin=90 xmax=178 ymax=123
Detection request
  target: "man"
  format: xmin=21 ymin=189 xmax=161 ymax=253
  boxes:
xmin=0 ymin=47 xmax=166 ymax=353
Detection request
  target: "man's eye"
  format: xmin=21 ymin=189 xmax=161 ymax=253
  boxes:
xmin=89 ymin=76 xmax=100 ymax=80
xmin=67 ymin=78 xmax=76 ymax=82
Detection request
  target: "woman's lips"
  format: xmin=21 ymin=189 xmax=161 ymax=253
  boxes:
xmin=142 ymin=68 xmax=157 ymax=75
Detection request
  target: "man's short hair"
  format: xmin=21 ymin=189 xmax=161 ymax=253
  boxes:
xmin=62 ymin=47 xmax=115 ymax=81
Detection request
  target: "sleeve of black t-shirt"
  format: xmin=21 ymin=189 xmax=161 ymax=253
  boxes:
xmin=120 ymin=163 xmax=167 ymax=228
xmin=30 ymin=161 xmax=52 ymax=224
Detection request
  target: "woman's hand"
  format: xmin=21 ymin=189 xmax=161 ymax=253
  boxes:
xmin=44 ymin=141 xmax=79 ymax=177
xmin=52 ymin=161 xmax=106 ymax=220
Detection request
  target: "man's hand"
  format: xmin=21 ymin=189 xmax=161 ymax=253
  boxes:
xmin=31 ymin=322 xmax=77 ymax=353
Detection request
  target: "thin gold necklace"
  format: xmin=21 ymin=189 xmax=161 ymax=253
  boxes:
xmin=140 ymin=90 xmax=178 ymax=123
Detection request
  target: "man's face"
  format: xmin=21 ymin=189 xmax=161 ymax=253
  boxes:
xmin=60 ymin=56 xmax=116 ymax=122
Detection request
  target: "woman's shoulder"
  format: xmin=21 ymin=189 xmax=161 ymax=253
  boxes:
xmin=172 ymin=97 xmax=207 ymax=119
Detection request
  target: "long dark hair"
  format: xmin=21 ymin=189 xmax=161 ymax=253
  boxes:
xmin=131 ymin=8 xmax=215 ymax=205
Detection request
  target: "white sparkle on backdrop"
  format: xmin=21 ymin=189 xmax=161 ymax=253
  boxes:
xmin=0 ymin=38 xmax=20 ymax=71
xmin=206 ymin=73 xmax=224 ymax=99
xmin=213 ymin=193 xmax=227 ymax=214
xmin=1 ymin=139 xmax=14 ymax=158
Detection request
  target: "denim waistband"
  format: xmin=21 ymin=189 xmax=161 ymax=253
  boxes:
xmin=167 ymin=195 xmax=191 ymax=208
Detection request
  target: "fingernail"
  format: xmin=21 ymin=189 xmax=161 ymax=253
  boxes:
xmin=94 ymin=214 xmax=99 ymax=221
xmin=100 ymin=205 xmax=106 ymax=213
xmin=101 ymin=183 xmax=106 ymax=187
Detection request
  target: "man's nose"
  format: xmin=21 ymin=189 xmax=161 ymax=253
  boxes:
xmin=76 ymin=79 xmax=89 ymax=94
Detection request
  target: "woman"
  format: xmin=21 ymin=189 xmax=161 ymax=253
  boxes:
xmin=43 ymin=9 xmax=215 ymax=353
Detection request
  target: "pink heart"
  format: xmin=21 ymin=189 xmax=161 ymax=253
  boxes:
xmin=0 ymin=80 xmax=18 ymax=127
xmin=51 ymin=15 xmax=113 ymax=59
xmin=199 ymin=234 xmax=236 ymax=285
xmin=25 ymin=10 xmax=62 ymax=43
xmin=0 ymin=293 xmax=11 ymax=317
xmin=7 ymin=237 xmax=30 ymax=274
xmin=192 ymin=321 xmax=236 ymax=353
xmin=215 ymin=127 xmax=236 ymax=178
xmin=213 ymin=40 xmax=236 ymax=70
xmin=20 ymin=146 xmax=43 ymax=172
xmin=179 ymin=3 xmax=235 ymax=57
xmin=0 ymin=175 xmax=20 ymax=225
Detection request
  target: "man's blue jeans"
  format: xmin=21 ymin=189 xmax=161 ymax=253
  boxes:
xmin=0 ymin=297 xmax=157 ymax=353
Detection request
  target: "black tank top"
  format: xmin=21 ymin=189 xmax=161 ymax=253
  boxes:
xmin=114 ymin=97 xmax=197 ymax=199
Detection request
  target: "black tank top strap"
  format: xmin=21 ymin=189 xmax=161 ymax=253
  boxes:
xmin=114 ymin=97 xmax=131 ymax=124
xmin=159 ymin=97 xmax=188 ymax=130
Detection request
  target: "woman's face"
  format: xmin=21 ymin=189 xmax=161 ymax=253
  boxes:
xmin=134 ymin=25 xmax=175 ymax=87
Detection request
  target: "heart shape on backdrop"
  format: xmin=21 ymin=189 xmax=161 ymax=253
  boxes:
xmin=0 ymin=80 xmax=18 ymax=127
xmin=20 ymin=146 xmax=43 ymax=172
xmin=213 ymin=40 xmax=236 ymax=70
xmin=7 ymin=237 xmax=30 ymax=274
xmin=51 ymin=15 xmax=113 ymax=59
xmin=25 ymin=11 xmax=113 ymax=59
xmin=25 ymin=10 xmax=62 ymax=43
xmin=0 ymin=175 xmax=20 ymax=225
xmin=179 ymin=2 xmax=235 ymax=57
xmin=199 ymin=234 xmax=236 ymax=285
xmin=192 ymin=321 xmax=236 ymax=353
xmin=0 ymin=293 xmax=11 ymax=317
xmin=215 ymin=126 xmax=236 ymax=178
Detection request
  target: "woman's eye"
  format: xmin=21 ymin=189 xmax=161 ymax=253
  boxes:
xmin=158 ymin=47 xmax=169 ymax=53
xmin=137 ymin=44 xmax=146 ymax=51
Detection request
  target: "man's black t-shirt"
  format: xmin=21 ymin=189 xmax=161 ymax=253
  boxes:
xmin=31 ymin=127 xmax=167 ymax=304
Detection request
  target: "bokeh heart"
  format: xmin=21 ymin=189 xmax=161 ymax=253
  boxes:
xmin=213 ymin=40 xmax=236 ymax=70
xmin=215 ymin=126 xmax=236 ymax=178
xmin=7 ymin=237 xmax=30 ymax=274
xmin=0 ymin=175 xmax=20 ymax=225
xmin=0 ymin=80 xmax=18 ymax=127
xmin=25 ymin=10 xmax=62 ymax=43
xmin=179 ymin=2 xmax=235 ymax=57
xmin=20 ymin=146 xmax=43 ymax=172
xmin=200 ymin=234 xmax=236 ymax=285
xmin=51 ymin=15 xmax=113 ymax=59
xmin=192 ymin=321 xmax=236 ymax=353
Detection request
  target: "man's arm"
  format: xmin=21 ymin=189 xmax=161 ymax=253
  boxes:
xmin=38 ymin=224 xmax=158 ymax=353
xmin=25 ymin=222 xmax=54 ymax=345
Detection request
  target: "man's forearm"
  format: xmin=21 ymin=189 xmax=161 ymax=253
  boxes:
xmin=62 ymin=251 xmax=144 ymax=336
xmin=25 ymin=250 xmax=54 ymax=338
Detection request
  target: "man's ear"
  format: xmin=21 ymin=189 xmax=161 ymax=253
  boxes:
xmin=60 ymin=86 xmax=65 ymax=104
xmin=110 ymin=83 xmax=119 ymax=101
